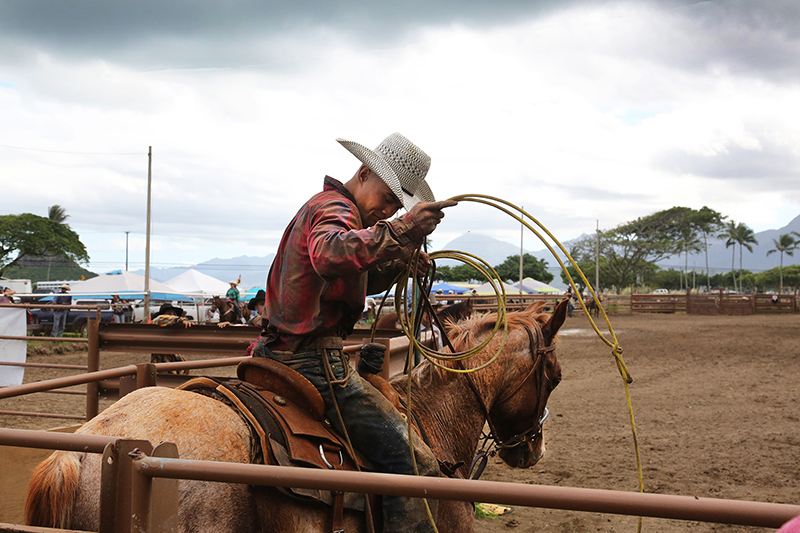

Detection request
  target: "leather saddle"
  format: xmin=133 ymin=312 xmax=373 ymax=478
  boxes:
xmin=179 ymin=358 xmax=386 ymax=512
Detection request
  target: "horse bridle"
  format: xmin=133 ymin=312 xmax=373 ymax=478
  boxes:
xmin=410 ymin=272 xmax=554 ymax=479
xmin=465 ymin=325 xmax=555 ymax=480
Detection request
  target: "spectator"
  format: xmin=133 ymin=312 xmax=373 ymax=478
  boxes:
xmin=111 ymin=294 xmax=130 ymax=323
xmin=0 ymin=286 xmax=11 ymax=304
xmin=150 ymin=303 xmax=193 ymax=373
xmin=52 ymin=284 xmax=72 ymax=337
xmin=564 ymin=288 xmax=575 ymax=318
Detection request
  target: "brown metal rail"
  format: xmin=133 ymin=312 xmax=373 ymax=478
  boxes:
xmin=2 ymin=428 xmax=799 ymax=531
xmin=133 ymin=455 xmax=800 ymax=529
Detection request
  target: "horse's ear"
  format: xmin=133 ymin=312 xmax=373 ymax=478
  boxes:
xmin=542 ymin=299 xmax=569 ymax=345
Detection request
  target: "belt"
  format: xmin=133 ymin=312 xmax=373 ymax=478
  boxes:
xmin=297 ymin=336 xmax=343 ymax=350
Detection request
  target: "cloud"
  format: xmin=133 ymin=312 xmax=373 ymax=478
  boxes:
xmin=3 ymin=0 xmax=800 ymax=273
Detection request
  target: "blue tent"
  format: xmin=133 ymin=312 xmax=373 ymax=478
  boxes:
xmin=430 ymin=282 xmax=469 ymax=295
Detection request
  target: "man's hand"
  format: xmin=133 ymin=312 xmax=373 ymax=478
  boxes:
xmin=409 ymin=200 xmax=458 ymax=235
xmin=415 ymin=252 xmax=432 ymax=276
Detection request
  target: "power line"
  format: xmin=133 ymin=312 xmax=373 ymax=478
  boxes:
xmin=0 ymin=143 xmax=142 ymax=156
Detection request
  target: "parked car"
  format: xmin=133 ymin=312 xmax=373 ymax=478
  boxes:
xmin=652 ymin=288 xmax=669 ymax=295
xmin=28 ymin=299 xmax=116 ymax=336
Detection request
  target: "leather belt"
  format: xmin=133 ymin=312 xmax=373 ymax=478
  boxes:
xmin=298 ymin=336 xmax=343 ymax=350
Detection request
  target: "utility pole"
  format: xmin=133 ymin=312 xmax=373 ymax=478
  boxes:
xmin=595 ymin=220 xmax=600 ymax=293
xmin=125 ymin=231 xmax=130 ymax=271
xmin=519 ymin=206 xmax=524 ymax=294
xmin=143 ymin=147 xmax=152 ymax=320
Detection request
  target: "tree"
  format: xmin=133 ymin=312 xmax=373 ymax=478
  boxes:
xmin=0 ymin=213 xmax=89 ymax=277
xmin=719 ymin=220 xmax=740 ymax=292
xmin=442 ymin=263 xmax=484 ymax=282
xmin=493 ymin=253 xmax=553 ymax=284
xmin=687 ymin=207 xmax=725 ymax=291
xmin=733 ymin=222 xmax=758 ymax=279
xmin=47 ymin=205 xmax=70 ymax=224
xmin=766 ymin=233 xmax=799 ymax=291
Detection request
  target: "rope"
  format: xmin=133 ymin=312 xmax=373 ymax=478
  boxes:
xmin=368 ymin=194 xmax=644 ymax=532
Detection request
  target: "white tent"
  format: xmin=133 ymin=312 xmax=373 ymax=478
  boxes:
xmin=70 ymin=271 xmax=185 ymax=299
xmin=514 ymin=277 xmax=562 ymax=294
xmin=473 ymin=280 xmax=520 ymax=296
xmin=165 ymin=269 xmax=230 ymax=296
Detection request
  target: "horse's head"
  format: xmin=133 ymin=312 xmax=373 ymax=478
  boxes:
xmin=485 ymin=299 xmax=566 ymax=469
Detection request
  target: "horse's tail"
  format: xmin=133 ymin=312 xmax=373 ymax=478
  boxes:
xmin=25 ymin=450 xmax=82 ymax=527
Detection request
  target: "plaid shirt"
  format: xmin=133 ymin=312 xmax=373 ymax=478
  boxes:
xmin=265 ymin=176 xmax=424 ymax=351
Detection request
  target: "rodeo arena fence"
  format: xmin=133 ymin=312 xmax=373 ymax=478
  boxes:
xmin=1 ymin=302 xmax=800 ymax=532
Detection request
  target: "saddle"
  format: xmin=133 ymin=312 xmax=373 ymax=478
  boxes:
xmin=179 ymin=361 xmax=371 ymax=510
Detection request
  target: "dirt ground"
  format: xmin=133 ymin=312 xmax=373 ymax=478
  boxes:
xmin=2 ymin=313 xmax=799 ymax=532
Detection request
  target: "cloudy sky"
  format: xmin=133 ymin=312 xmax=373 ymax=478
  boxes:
xmin=2 ymin=0 xmax=799 ymax=275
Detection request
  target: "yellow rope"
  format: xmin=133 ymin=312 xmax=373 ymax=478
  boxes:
xmin=368 ymin=194 xmax=644 ymax=532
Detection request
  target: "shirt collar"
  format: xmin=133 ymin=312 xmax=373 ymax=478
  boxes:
xmin=324 ymin=176 xmax=357 ymax=205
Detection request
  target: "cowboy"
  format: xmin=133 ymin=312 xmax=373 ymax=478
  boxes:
xmin=226 ymin=281 xmax=243 ymax=323
xmin=217 ymin=290 xmax=267 ymax=328
xmin=52 ymin=284 xmax=72 ymax=337
xmin=257 ymin=132 xmax=456 ymax=533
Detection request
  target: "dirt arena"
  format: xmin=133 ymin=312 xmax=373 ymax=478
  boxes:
xmin=2 ymin=313 xmax=799 ymax=532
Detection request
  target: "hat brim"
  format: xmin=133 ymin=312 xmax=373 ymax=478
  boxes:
xmin=247 ymin=298 xmax=264 ymax=310
xmin=337 ymin=138 xmax=434 ymax=211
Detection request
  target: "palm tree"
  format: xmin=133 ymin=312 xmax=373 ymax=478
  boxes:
xmin=719 ymin=220 xmax=739 ymax=292
xmin=734 ymin=223 xmax=758 ymax=290
xmin=767 ymin=233 xmax=799 ymax=291
xmin=47 ymin=205 xmax=69 ymax=224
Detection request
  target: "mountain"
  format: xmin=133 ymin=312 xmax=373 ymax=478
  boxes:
xmin=435 ymin=232 xmax=571 ymax=289
xmin=435 ymin=233 xmax=537 ymax=268
xmin=133 ymin=254 xmax=274 ymax=289
xmin=661 ymin=214 xmax=800 ymax=273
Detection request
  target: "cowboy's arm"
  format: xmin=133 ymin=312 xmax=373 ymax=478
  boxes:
xmin=308 ymin=199 xmax=424 ymax=280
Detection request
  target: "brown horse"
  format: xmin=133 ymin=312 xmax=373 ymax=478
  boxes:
xmin=25 ymin=300 xmax=566 ymax=533
xmin=210 ymin=295 xmax=238 ymax=323
xmin=586 ymin=294 xmax=603 ymax=318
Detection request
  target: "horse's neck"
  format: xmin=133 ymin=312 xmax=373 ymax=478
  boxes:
xmin=398 ymin=363 xmax=489 ymax=472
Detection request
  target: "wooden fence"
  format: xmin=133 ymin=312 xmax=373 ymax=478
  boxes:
xmin=438 ymin=291 xmax=798 ymax=316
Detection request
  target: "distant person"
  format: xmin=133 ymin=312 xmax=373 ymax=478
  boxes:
xmin=771 ymin=294 xmax=779 ymax=304
xmin=150 ymin=303 xmax=193 ymax=373
xmin=111 ymin=294 xmax=130 ymax=323
xmin=564 ymin=288 xmax=575 ymax=318
xmin=226 ymin=280 xmax=243 ymax=322
xmin=51 ymin=284 xmax=72 ymax=337
xmin=218 ymin=290 xmax=267 ymax=328
xmin=0 ymin=286 xmax=11 ymax=304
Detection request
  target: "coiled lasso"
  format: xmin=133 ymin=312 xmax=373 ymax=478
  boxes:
xmin=369 ymin=194 xmax=643 ymax=533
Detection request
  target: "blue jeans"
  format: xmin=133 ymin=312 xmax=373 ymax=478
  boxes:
xmin=52 ymin=310 xmax=68 ymax=337
xmin=258 ymin=346 xmax=440 ymax=533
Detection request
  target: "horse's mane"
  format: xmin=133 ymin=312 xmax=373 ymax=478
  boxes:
xmin=400 ymin=301 xmax=553 ymax=390
xmin=446 ymin=300 xmax=551 ymax=353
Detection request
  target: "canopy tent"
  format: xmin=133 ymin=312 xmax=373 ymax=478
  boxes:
xmin=430 ymin=282 xmax=469 ymax=295
xmin=57 ymin=271 xmax=193 ymax=301
xmin=165 ymin=269 xmax=230 ymax=296
xmin=473 ymin=280 xmax=519 ymax=296
xmin=244 ymin=286 xmax=266 ymax=296
xmin=514 ymin=277 xmax=562 ymax=294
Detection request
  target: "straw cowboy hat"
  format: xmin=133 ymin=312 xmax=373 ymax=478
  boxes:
xmin=60 ymin=284 xmax=71 ymax=291
xmin=337 ymin=132 xmax=435 ymax=211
